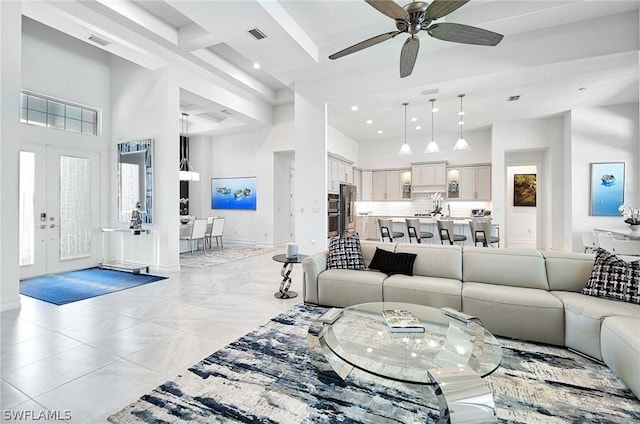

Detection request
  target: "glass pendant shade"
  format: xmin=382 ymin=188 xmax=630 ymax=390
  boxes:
xmin=179 ymin=113 xmax=200 ymax=181
xmin=397 ymin=102 xmax=413 ymax=156
xmin=425 ymin=98 xmax=440 ymax=153
xmin=454 ymin=94 xmax=471 ymax=152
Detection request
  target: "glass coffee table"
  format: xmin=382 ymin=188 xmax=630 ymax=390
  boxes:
xmin=308 ymin=302 xmax=503 ymax=423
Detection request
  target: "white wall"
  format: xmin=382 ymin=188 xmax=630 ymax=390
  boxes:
xmin=0 ymin=1 xmax=22 ymax=311
xmin=570 ymin=103 xmax=639 ymax=251
xmin=492 ymin=117 xmax=564 ymax=250
xmin=358 ymin=128 xmax=492 ymax=169
xmin=328 ymin=126 xmax=359 ymax=165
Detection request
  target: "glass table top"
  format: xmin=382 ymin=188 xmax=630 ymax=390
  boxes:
xmin=320 ymin=302 xmax=503 ymax=385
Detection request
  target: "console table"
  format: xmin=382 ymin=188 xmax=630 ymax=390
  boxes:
xmin=100 ymin=228 xmax=151 ymax=274
xmin=272 ymin=254 xmax=307 ymax=299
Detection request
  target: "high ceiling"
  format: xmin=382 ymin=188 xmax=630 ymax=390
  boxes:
xmin=23 ymin=0 xmax=640 ymax=141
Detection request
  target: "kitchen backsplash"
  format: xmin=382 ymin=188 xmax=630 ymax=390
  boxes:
xmin=356 ymin=192 xmax=492 ymax=217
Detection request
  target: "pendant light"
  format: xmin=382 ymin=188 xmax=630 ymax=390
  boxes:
xmin=453 ymin=94 xmax=471 ymax=152
xmin=397 ymin=102 xmax=413 ymax=156
xmin=179 ymin=113 xmax=200 ymax=181
xmin=424 ymin=98 xmax=440 ymax=154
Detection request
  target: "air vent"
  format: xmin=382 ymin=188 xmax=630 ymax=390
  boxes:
xmin=421 ymin=88 xmax=439 ymax=96
xmin=248 ymin=28 xmax=267 ymax=40
xmin=220 ymin=109 xmax=233 ymax=116
xmin=87 ymin=35 xmax=110 ymax=46
xmin=508 ymin=95 xmax=521 ymax=101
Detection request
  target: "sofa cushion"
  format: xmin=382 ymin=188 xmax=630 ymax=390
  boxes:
xmin=601 ymin=316 xmax=640 ymax=398
xmin=395 ymin=243 xmax=462 ymax=280
xmin=582 ymin=248 xmax=640 ymax=304
xmin=462 ymin=247 xmax=549 ymax=290
xmin=552 ymin=291 xmax=640 ymax=360
xmin=360 ymin=241 xmax=394 ymax=268
xmin=463 ymin=282 xmax=565 ymax=345
xmin=383 ymin=274 xmax=462 ymax=310
xmin=368 ymin=247 xmax=417 ymax=276
xmin=327 ymin=235 xmax=365 ymax=270
xmin=543 ymin=251 xmax=595 ymax=292
xmin=317 ymin=269 xmax=386 ymax=308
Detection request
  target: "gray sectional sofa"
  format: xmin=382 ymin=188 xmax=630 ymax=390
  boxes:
xmin=301 ymin=240 xmax=640 ymax=398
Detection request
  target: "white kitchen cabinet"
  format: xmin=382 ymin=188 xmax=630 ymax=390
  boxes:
xmin=447 ymin=165 xmax=491 ymax=200
xmin=361 ymin=170 xmax=373 ymax=200
xmin=353 ymin=168 xmax=362 ymax=200
xmin=372 ymin=171 xmax=386 ymax=200
xmin=412 ymin=163 xmax=446 ymax=186
xmin=327 ymin=155 xmax=354 ymax=193
xmin=356 ymin=215 xmax=368 ymax=239
xmin=368 ymin=216 xmax=380 ymax=240
xmin=385 ymin=170 xmax=401 ymax=200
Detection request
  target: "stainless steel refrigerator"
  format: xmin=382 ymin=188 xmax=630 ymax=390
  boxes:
xmin=339 ymin=184 xmax=356 ymax=237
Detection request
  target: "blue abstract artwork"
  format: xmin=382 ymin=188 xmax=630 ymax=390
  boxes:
xmin=590 ymin=162 xmax=624 ymax=216
xmin=211 ymin=177 xmax=257 ymax=210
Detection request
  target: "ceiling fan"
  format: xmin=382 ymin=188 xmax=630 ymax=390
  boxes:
xmin=329 ymin=0 xmax=504 ymax=78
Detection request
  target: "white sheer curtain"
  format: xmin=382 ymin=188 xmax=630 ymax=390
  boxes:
xmin=59 ymin=156 xmax=92 ymax=260
xmin=19 ymin=151 xmax=35 ymax=266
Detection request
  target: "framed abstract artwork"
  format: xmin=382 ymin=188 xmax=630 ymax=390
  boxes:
xmin=513 ymin=174 xmax=537 ymax=207
xmin=211 ymin=177 xmax=257 ymax=210
xmin=590 ymin=162 xmax=624 ymax=216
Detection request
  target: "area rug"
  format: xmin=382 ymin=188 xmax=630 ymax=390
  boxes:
xmin=20 ymin=268 xmax=166 ymax=305
xmin=109 ymin=304 xmax=640 ymax=423
xmin=180 ymin=246 xmax=273 ymax=269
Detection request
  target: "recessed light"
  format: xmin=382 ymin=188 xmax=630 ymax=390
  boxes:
xmin=377 ymin=130 xmax=383 ymax=134
xmin=366 ymin=119 xmax=373 ymax=124
xmin=410 ymin=117 xmax=418 ymax=122
xmin=415 ymin=126 xmax=422 ymax=130
xmin=253 ymin=62 xmax=261 ymax=69
xmin=351 ymin=105 xmax=359 ymax=111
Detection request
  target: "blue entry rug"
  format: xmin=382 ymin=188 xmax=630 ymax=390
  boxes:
xmin=109 ymin=304 xmax=640 ymax=423
xmin=21 ymin=268 xmax=166 ymax=305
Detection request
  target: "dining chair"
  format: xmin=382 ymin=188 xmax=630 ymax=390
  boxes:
xmin=405 ymin=218 xmax=433 ymax=243
xmin=378 ymin=218 xmax=404 ymax=242
xmin=437 ymin=220 xmax=466 ymax=245
xmin=581 ymin=231 xmax=599 ymax=253
xmin=204 ymin=217 xmax=215 ymax=249
xmin=180 ymin=218 xmax=207 ymax=254
xmin=469 ymin=219 xmax=500 ymax=247
xmin=210 ymin=217 xmax=225 ymax=250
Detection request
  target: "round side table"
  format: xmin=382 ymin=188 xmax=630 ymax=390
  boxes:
xmin=272 ymin=254 xmax=307 ymax=299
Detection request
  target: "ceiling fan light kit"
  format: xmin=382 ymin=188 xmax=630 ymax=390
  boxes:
xmin=397 ymin=102 xmax=414 ymax=156
xmin=329 ymin=0 xmax=504 ymax=78
xmin=425 ymin=98 xmax=440 ymax=154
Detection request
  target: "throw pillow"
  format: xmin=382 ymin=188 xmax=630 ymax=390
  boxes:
xmin=582 ymin=248 xmax=640 ymax=305
xmin=326 ymin=235 xmax=365 ymax=270
xmin=368 ymin=247 xmax=417 ymax=276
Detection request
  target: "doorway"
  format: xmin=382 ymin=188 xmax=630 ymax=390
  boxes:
xmin=19 ymin=143 xmax=101 ymax=279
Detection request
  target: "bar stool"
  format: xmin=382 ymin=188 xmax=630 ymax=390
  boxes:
xmin=405 ymin=218 xmax=433 ymax=243
xmin=469 ymin=219 xmax=500 ymax=247
xmin=378 ymin=218 xmax=404 ymax=242
xmin=437 ymin=219 xmax=466 ymax=245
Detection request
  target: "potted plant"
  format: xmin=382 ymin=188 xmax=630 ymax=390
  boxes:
xmin=619 ymin=203 xmax=640 ymax=232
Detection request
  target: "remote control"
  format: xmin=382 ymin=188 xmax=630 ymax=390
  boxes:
xmin=318 ymin=308 xmax=343 ymax=324
xmin=441 ymin=307 xmax=481 ymax=324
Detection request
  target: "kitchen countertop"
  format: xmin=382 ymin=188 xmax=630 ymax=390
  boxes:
xmin=359 ymin=214 xmax=491 ymax=222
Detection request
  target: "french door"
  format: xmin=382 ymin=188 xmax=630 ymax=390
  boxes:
xmin=19 ymin=143 xmax=101 ymax=279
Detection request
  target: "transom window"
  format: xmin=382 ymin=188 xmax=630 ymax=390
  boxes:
xmin=20 ymin=91 xmax=99 ymax=136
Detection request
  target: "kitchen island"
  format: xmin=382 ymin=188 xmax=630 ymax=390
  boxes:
xmin=356 ymin=214 xmax=499 ymax=244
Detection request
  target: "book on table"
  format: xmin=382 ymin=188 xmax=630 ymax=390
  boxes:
xmin=382 ymin=309 xmax=425 ymax=333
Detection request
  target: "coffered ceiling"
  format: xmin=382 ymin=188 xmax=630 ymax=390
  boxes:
xmin=23 ymin=1 xmax=640 ymax=141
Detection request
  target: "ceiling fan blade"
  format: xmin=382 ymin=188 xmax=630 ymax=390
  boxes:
xmin=399 ymin=36 xmax=419 ymax=78
xmin=329 ymin=31 xmax=401 ymax=60
xmin=427 ymin=23 xmax=504 ymax=46
xmin=365 ymin=0 xmax=408 ymax=21
xmin=425 ymin=0 xmax=470 ymax=20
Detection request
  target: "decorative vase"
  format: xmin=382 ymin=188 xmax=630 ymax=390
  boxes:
xmin=629 ymin=224 xmax=640 ymax=232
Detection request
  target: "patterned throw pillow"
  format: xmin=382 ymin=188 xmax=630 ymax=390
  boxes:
xmin=327 ymin=235 xmax=365 ymax=270
xmin=582 ymin=248 xmax=640 ymax=304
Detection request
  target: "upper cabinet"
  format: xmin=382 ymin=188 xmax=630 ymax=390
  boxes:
xmin=361 ymin=170 xmax=373 ymax=200
xmin=327 ymin=154 xmax=353 ymax=193
xmin=372 ymin=169 xmax=411 ymax=201
xmin=447 ymin=164 xmax=491 ymax=200
xmin=411 ymin=162 xmax=447 ymax=191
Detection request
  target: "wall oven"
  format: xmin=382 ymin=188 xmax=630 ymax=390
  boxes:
xmin=328 ymin=213 xmax=339 ymax=238
xmin=327 ymin=193 xmax=339 ymax=214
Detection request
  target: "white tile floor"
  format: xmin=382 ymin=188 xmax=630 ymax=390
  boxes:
xmin=1 ymin=250 xmax=302 ymax=423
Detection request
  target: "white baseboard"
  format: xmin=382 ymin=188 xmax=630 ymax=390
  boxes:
xmin=1 ymin=297 xmax=21 ymax=312
xmin=152 ymin=264 xmax=180 ymax=275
